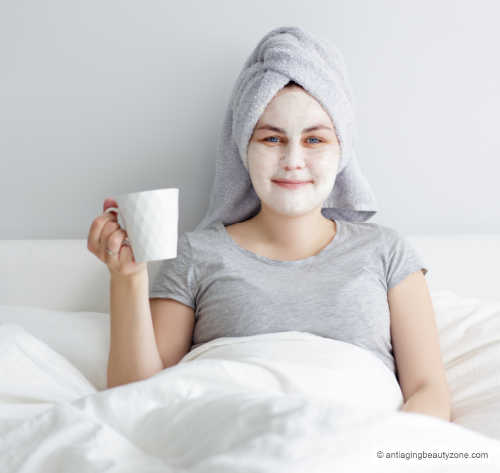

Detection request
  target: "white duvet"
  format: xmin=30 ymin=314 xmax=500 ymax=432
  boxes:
xmin=1 ymin=324 xmax=499 ymax=472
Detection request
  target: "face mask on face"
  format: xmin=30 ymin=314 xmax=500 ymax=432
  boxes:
xmin=247 ymin=86 xmax=341 ymax=218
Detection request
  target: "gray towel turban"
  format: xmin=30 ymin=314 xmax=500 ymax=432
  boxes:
xmin=194 ymin=25 xmax=379 ymax=232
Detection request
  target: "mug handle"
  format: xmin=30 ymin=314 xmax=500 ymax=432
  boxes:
xmin=103 ymin=207 xmax=131 ymax=248
xmin=104 ymin=207 xmax=123 ymax=227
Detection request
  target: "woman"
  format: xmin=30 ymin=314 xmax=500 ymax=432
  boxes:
xmin=90 ymin=26 xmax=451 ymax=422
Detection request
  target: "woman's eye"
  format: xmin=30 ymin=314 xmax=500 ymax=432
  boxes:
xmin=306 ymin=137 xmax=322 ymax=144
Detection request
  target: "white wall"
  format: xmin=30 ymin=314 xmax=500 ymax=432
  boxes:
xmin=1 ymin=0 xmax=499 ymax=238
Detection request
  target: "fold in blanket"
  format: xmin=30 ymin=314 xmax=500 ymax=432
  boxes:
xmin=195 ymin=25 xmax=379 ymax=232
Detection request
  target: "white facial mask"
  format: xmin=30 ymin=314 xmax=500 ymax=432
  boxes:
xmin=247 ymin=87 xmax=341 ymax=217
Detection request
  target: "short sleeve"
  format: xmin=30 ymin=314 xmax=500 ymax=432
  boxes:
xmin=148 ymin=232 xmax=197 ymax=309
xmin=384 ymin=228 xmax=429 ymax=291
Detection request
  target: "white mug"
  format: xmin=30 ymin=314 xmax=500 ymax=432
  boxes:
xmin=104 ymin=188 xmax=179 ymax=263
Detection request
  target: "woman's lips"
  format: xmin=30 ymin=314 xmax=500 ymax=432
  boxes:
xmin=272 ymin=180 xmax=312 ymax=189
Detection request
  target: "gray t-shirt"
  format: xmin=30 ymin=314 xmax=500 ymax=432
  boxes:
xmin=149 ymin=219 xmax=428 ymax=378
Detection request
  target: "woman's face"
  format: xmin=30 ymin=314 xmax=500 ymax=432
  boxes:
xmin=247 ymin=86 xmax=341 ymax=218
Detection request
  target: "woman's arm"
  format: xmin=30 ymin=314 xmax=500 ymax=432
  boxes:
xmin=107 ymin=271 xmax=164 ymax=388
xmin=400 ymin=382 xmax=451 ymax=421
xmin=388 ymin=269 xmax=452 ymax=422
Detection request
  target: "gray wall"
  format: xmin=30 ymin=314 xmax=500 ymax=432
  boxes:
xmin=1 ymin=0 xmax=499 ymax=239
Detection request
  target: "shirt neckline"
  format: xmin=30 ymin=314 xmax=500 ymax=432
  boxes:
xmin=216 ymin=218 xmax=343 ymax=266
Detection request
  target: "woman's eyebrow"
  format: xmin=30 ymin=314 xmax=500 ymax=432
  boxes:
xmin=255 ymin=123 xmax=333 ymax=133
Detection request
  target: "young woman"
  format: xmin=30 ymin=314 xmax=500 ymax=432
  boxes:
xmin=88 ymin=26 xmax=451 ymax=423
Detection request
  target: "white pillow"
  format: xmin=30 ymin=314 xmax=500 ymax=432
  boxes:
xmin=429 ymin=290 xmax=500 ymax=440
xmin=0 ymin=305 xmax=109 ymax=391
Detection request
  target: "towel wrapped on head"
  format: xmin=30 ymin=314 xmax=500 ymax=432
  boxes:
xmin=195 ymin=25 xmax=379 ymax=232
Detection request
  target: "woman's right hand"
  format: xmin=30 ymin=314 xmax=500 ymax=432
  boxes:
xmin=87 ymin=198 xmax=148 ymax=279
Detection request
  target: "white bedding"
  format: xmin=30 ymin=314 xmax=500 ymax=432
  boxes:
xmin=1 ymin=324 xmax=500 ymax=472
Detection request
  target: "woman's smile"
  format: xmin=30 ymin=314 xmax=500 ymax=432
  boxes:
xmin=272 ymin=180 xmax=313 ymax=190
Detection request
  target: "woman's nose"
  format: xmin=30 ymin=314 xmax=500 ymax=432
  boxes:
xmin=280 ymin=145 xmax=306 ymax=169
